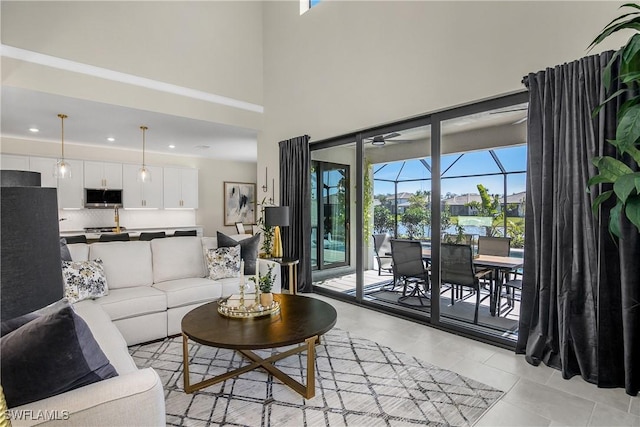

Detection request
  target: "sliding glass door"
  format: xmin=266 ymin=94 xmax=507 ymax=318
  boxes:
xmin=310 ymin=92 xmax=529 ymax=347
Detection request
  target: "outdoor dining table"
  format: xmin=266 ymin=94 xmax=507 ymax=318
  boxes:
xmin=421 ymin=249 xmax=524 ymax=317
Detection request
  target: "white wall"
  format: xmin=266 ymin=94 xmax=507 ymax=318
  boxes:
xmin=0 ymin=137 xmax=256 ymax=236
xmin=259 ymin=1 xmax=628 ymax=200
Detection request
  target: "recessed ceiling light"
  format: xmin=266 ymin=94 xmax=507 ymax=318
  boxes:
xmin=168 ymin=144 xmax=175 ymax=149
xmin=29 ymin=128 xmax=39 ymax=133
xmin=107 ymin=137 xmax=115 ymax=142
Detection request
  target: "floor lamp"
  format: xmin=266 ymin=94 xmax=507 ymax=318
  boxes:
xmin=1 ymin=171 xmax=63 ymax=320
xmin=264 ymin=206 xmax=290 ymax=259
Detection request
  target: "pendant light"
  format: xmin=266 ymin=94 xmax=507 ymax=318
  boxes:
xmin=138 ymin=126 xmax=151 ymax=182
xmin=54 ymin=114 xmax=72 ymax=179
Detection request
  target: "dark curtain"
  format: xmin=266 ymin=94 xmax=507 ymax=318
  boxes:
xmin=517 ymin=51 xmax=640 ymax=396
xmin=279 ymin=135 xmax=312 ymax=293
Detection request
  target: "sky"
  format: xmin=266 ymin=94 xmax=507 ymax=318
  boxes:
xmin=373 ymin=145 xmax=527 ymax=197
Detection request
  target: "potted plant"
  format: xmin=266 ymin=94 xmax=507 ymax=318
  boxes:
xmin=588 ymin=2 xmax=640 ymax=237
xmin=251 ymin=263 xmax=276 ymax=306
xmin=257 ymin=197 xmax=275 ymax=257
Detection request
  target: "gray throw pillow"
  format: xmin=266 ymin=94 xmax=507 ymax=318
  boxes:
xmin=216 ymin=231 xmax=261 ymax=275
xmin=0 ymin=298 xmax=71 ymax=337
xmin=0 ymin=304 xmax=118 ymax=408
xmin=60 ymin=238 xmax=72 ymax=262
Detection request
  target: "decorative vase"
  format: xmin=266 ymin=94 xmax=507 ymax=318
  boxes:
xmin=260 ymin=293 xmax=273 ymax=307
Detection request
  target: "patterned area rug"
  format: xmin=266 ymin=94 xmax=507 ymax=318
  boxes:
xmin=129 ymin=329 xmax=503 ymax=426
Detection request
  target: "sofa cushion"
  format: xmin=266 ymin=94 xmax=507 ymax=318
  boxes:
xmin=206 ymin=246 xmax=241 ymax=280
xmin=151 ymin=236 xmax=206 ymax=283
xmin=96 ymin=287 xmax=167 ymax=322
xmin=73 ymin=300 xmax=138 ymax=375
xmin=0 ymin=304 xmax=118 ymax=408
xmin=62 ymin=259 xmax=109 ymax=303
xmin=153 ymin=277 xmax=222 ymax=309
xmin=217 ymin=232 xmax=260 ymax=275
xmin=90 ymin=241 xmax=154 ymax=289
xmin=68 ymin=243 xmax=90 ymax=261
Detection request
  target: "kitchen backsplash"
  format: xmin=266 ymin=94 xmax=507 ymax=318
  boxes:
xmin=58 ymin=209 xmax=196 ymax=232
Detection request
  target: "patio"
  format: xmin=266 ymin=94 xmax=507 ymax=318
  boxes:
xmin=313 ymin=268 xmax=520 ymax=339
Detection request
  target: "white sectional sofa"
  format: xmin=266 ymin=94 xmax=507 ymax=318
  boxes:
xmin=10 ymin=301 xmax=166 ymax=427
xmin=67 ymin=235 xmax=281 ymax=345
xmin=10 ymin=235 xmax=280 ymax=426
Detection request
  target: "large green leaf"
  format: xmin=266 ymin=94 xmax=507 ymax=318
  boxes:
xmin=590 ymin=17 xmax=640 ymax=49
xmin=591 ymin=190 xmax=614 ymax=215
xmin=621 ymin=71 xmax=640 ymax=83
xmin=588 ymin=173 xmax=615 ymax=187
xmin=636 ymin=172 xmax=640 ymax=193
xmin=626 ymin=195 xmax=640 ymax=232
xmin=621 ymin=45 xmax=640 ymax=76
xmin=623 ymin=33 xmax=640 ymax=63
xmin=602 ymin=50 xmax=621 ymax=93
xmin=616 ymin=104 xmax=640 ymax=150
xmin=624 ymin=145 xmax=640 ymax=165
xmin=593 ymin=156 xmax=634 ymax=180
xmin=617 ymin=98 xmax=640 ymax=124
xmin=613 ymin=172 xmax=640 ymax=203
xmin=609 ymin=202 xmax=623 ymax=238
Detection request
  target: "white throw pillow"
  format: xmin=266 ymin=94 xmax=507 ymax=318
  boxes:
xmin=62 ymin=259 xmax=109 ymax=303
xmin=206 ymin=246 xmax=241 ymax=280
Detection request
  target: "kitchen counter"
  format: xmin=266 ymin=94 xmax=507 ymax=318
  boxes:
xmin=61 ymin=226 xmax=204 ymax=240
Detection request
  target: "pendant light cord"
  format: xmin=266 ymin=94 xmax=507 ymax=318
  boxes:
xmin=58 ymin=114 xmax=67 ymax=158
xmin=140 ymin=126 xmax=148 ymax=166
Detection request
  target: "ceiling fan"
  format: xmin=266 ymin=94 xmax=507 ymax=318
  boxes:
xmin=365 ymin=132 xmax=401 ymax=146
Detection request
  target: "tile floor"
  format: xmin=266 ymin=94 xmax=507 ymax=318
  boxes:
xmin=308 ymin=294 xmax=640 ymax=427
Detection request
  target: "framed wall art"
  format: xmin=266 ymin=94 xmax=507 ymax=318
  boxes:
xmin=223 ymin=182 xmax=256 ymax=226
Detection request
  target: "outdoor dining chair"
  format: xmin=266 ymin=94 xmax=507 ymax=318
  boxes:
xmin=443 ymin=233 xmax=474 ymax=245
xmin=372 ymin=234 xmax=393 ymax=276
xmin=441 ymin=243 xmax=492 ymax=324
xmin=390 ymin=239 xmax=430 ymax=305
xmin=477 ymin=236 xmax=511 ymax=256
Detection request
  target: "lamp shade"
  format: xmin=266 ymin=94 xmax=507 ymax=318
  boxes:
xmin=264 ymin=206 xmax=290 ymax=227
xmin=1 ymin=171 xmax=64 ymax=321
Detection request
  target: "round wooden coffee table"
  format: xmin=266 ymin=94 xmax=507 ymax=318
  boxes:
xmin=181 ymin=293 xmax=337 ymax=398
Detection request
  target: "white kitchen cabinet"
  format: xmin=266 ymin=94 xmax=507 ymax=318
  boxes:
xmin=122 ymin=164 xmax=163 ymax=208
xmin=84 ymin=161 xmax=122 ymax=189
xmin=1 ymin=154 xmax=29 ymax=170
xmin=163 ymin=167 xmax=198 ymax=209
xmin=58 ymin=159 xmax=84 ymax=209
xmin=29 ymin=157 xmax=58 ymax=188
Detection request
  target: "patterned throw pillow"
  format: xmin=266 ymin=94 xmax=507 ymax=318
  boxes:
xmin=206 ymin=246 xmax=241 ymax=280
xmin=62 ymin=259 xmax=109 ymax=303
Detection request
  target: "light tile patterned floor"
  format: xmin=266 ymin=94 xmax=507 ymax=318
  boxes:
xmin=308 ymin=294 xmax=640 ymax=426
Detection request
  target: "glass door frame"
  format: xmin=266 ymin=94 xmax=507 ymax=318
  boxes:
xmin=310 ymin=90 xmax=529 ymax=349
xmin=311 ymin=160 xmax=351 ymax=270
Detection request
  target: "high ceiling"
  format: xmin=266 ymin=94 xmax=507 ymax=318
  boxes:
xmin=1 ymin=86 xmax=258 ymax=162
